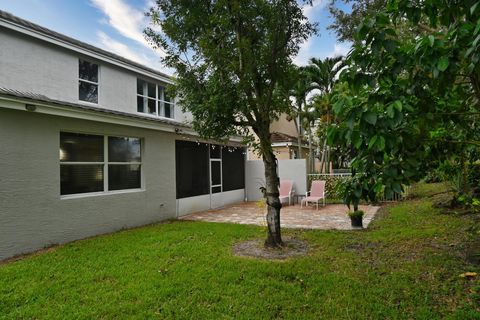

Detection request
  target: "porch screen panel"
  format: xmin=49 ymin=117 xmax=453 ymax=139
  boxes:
xmin=222 ymin=147 xmax=245 ymax=191
xmin=176 ymin=140 xmax=209 ymax=198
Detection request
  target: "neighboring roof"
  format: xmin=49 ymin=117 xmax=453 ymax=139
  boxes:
xmin=271 ymin=132 xmax=308 ymax=145
xmin=0 ymin=87 xmax=190 ymax=128
xmin=0 ymin=10 xmax=171 ymax=81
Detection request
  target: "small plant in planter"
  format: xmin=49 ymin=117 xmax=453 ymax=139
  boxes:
xmin=348 ymin=210 xmax=364 ymax=228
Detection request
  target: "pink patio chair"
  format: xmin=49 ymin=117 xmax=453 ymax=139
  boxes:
xmin=279 ymin=180 xmax=294 ymax=206
xmin=301 ymin=180 xmax=326 ymax=210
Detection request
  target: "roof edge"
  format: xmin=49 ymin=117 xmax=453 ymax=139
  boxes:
xmin=0 ymin=10 xmax=173 ymax=83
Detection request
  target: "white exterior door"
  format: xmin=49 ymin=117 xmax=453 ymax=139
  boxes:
xmin=209 ymin=158 xmax=223 ymax=208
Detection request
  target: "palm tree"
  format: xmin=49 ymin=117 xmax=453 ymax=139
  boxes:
xmin=306 ymin=56 xmax=345 ymax=173
xmin=307 ymin=56 xmax=345 ymax=95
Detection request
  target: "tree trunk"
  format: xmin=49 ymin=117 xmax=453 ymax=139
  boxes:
xmin=262 ymin=149 xmax=283 ymax=247
xmin=291 ymin=114 xmax=302 ymax=159
xmin=319 ymin=138 xmax=327 ymax=173
xmin=308 ymin=128 xmax=313 ymax=173
xmin=326 ymin=145 xmax=330 ymax=174
xmin=297 ymin=114 xmax=302 ymax=159
xmin=254 ymin=122 xmax=283 ymax=248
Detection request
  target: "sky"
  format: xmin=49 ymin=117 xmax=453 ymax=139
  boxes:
xmin=0 ymin=0 xmax=351 ymax=75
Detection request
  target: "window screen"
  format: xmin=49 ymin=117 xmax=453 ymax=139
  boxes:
xmin=108 ymin=164 xmax=141 ymax=190
xmin=108 ymin=137 xmax=141 ymax=162
xmin=211 ymin=161 xmax=221 ymax=185
xmin=176 ymin=140 xmax=209 ymax=198
xmin=61 ymin=165 xmax=104 ymax=195
xmin=60 ymin=132 xmax=104 ymax=195
xmin=137 ymin=80 xmax=175 ymax=119
xmin=164 ymin=103 xmax=173 ymax=118
xmin=210 ymin=144 xmax=221 ymax=159
xmin=79 ymin=81 xmax=98 ymax=103
xmin=108 ymin=137 xmax=141 ymax=190
xmin=60 ymin=132 xmax=103 ymax=162
xmin=79 ymin=60 xmax=98 ymax=82
xmin=222 ymin=147 xmax=245 ymax=191
xmin=79 ymin=59 xmax=98 ymax=103
xmin=60 ymin=132 xmax=142 ymax=195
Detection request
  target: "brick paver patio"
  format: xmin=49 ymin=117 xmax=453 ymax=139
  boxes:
xmin=180 ymin=202 xmax=381 ymax=230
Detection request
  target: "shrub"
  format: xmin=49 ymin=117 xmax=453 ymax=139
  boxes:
xmin=467 ymin=163 xmax=480 ymax=198
xmin=307 ymin=175 xmax=351 ymax=200
xmin=347 ymin=210 xmax=364 ymax=218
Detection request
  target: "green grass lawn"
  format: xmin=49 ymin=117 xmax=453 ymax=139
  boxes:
xmin=1 ymin=186 xmax=479 ymax=319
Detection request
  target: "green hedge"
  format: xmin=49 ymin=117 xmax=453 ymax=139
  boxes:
xmin=308 ymin=175 xmax=407 ymax=203
xmin=468 ymin=163 xmax=480 ymax=197
xmin=307 ymin=175 xmax=350 ymax=201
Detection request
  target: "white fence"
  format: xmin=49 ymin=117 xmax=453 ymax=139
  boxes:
xmin=245 ymin=159 xmax=307 ymax=201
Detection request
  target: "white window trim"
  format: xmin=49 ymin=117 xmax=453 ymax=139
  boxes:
xmin=136 ymin=79 xmax=174 ymax=119
xmin=60 ymin=132 xmax=143 ymax=198
xmin=78 ymin=59 xmax=100 ymax=105
xmin=61 ymin=188 xmax=145 ymax=200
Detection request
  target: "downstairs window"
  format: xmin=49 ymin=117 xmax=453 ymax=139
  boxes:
xmin=60 ymin=132 xmax=141 ymax=195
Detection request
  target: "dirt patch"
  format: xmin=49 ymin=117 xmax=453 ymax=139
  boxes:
xmin=233 ymin=237 xmax=309 ymax=260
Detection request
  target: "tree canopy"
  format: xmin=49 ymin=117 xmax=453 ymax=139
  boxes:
xmin=328 ymin=0 xmax=385 ymax=43
xmin=145 ymin=0 xmax=316 ymax=247
xmin=328 ymin=0 xmax=480 ymax=209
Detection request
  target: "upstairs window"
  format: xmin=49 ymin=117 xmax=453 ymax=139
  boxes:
xmin=137 ymin=79 xmax=174 ymax=119
xmin=79 ymin=59 xmax=99 ymax=103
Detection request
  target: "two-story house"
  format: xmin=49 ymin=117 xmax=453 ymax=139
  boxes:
xmin=247 ymin=114 xmax=316 ymax=171
xmin=0 ymin=10 xmax=245 ymax=260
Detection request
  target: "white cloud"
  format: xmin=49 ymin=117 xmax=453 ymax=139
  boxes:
xmin=90 ymin=0 xmax=153 ymax=48
xmin=302 ymin=0 xmax=327 ymax=20
xmin=327 ymin=43 xmax=351 ymax=58
xmin=96 ymin=31 xmax=175 ymax=76
xmin=96 ymin=31 xmax=149 ymax=65
xmin=293 ymin=37 xmax=314 ymax=66
xmin=294 ymin=0 xmax=328 ymax=66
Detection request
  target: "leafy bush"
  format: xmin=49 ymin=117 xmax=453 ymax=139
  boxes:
xmin=348 ymin=210 xmax=364 ymax=218
xmin=467 ymin=163 xmax=480 ymax=198
xmin=308 ymin=175 xmax=351 ymax=200
xmin=308 ymin=175 xmax=407 ymax=204
xmin=457 ymin=194 xmax=480 ymax=214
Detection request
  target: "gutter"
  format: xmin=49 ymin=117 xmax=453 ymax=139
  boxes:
xmin=0 ymin=94 xmax=245 ymax=144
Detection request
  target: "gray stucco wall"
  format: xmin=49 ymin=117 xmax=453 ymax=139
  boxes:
xmin=0 ymin=29 xmax=77 ymax=103
xmin=245 ymin=159 xmax=307 ymax=201
xmin=0 ymin=28 xmax=188 ymax=119
xmin=0 ymin=107 xmax=177 ymax=260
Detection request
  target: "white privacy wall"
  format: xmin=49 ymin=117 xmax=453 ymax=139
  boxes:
xmin=245 ymin=159 xmax=307 ymax=201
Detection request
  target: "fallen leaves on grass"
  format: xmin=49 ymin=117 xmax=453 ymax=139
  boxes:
xmin=459 ymin=272 xmax=478 ymax=278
